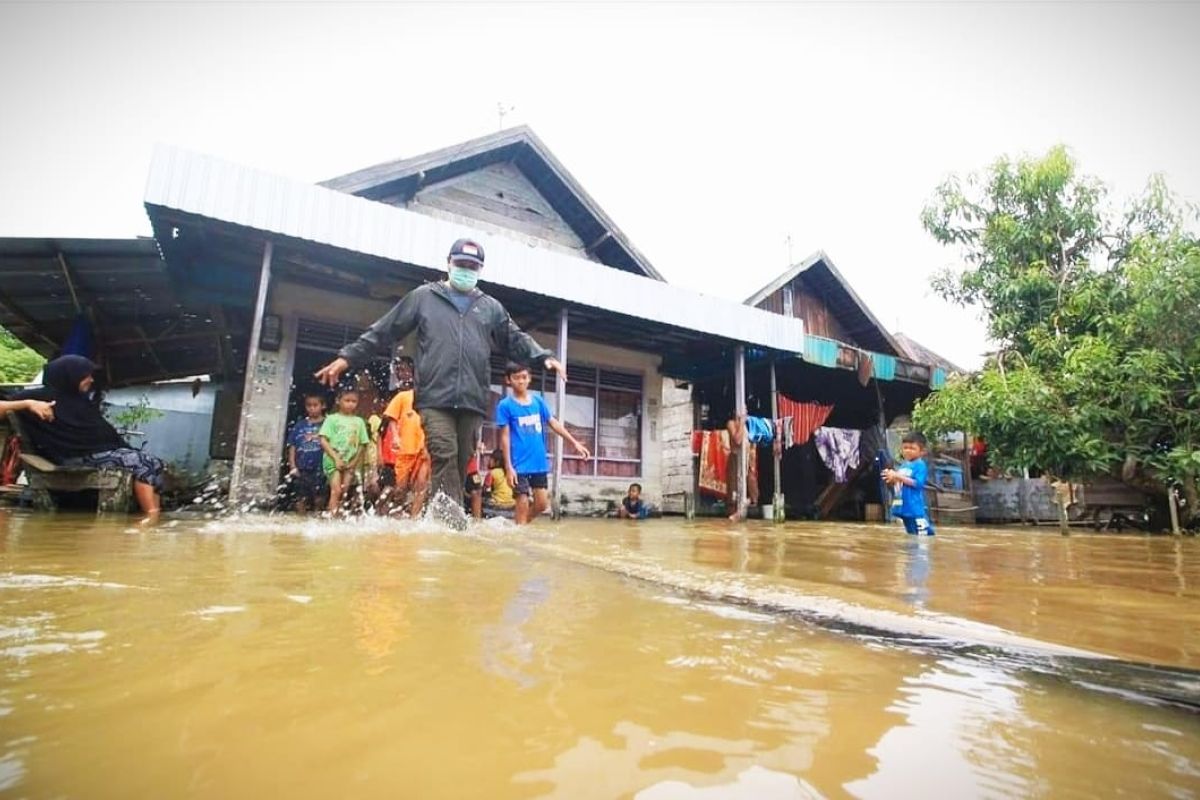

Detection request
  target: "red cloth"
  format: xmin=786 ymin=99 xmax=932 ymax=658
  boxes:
xmin=777 ymin=397 xmax=833 ymax=446
xmin=697 ymin=430 xmax=728 ymax=498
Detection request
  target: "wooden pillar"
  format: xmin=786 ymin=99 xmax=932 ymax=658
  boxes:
xmin=551 ymin=307 xmax=568 ymax=519
xmin=734 ymin=345 xmax=747 ymax=520
xmin=229 ymin=239 xmax=273 ymax=502
xmin=770 ymin=360 xmax=783 ymax=523
xmin=875 ymin=378 xmax=890 ymax=523
xmin=1168 ymin=485 xmax=1182 ymax=536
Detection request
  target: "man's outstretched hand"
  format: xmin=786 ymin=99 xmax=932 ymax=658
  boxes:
xmin=545 ymin=357 xmax=567 ymax=383
xmin=314 ymin=357 xmax=350 ymax=388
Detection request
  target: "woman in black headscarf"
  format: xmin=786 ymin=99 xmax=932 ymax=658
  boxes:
xmin=11 ymin=355 xmax=165 ymax=515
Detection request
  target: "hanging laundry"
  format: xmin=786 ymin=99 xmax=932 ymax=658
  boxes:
xmin=777 ymin=397 xmax=834 ymax=447
xmin=814 ymin=427 xmax=861 ymax=483
xmin=745 ymin=416 xmax=773 ymax=445
xmin=697 ymin=430 xmax=729 ymax=498
xmin=773 ymin=417 xmax=795 ymax=451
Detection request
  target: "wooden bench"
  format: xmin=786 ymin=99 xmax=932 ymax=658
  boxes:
xmin=4 ymin=412 xmax=132 ymax=512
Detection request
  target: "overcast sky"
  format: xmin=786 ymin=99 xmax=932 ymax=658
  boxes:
xmin=2 ymin=1 xmax=1197 ymax=369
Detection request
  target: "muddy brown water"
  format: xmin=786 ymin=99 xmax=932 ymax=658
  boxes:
xmin=1 ymin=511 xmax=1198 ymax=798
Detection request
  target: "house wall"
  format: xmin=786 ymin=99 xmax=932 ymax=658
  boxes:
xmin=231 ymin=277 xmax=674 ymax=513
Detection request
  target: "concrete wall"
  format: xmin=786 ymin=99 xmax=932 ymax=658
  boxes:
xmin=229 ymin=313 xmax=297 ymax=502
xmin=658 ymin=380 xmax=695 ymax=514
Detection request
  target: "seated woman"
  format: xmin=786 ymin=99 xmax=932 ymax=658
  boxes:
xmin=9 ymin=355 xmax=166 ymax=517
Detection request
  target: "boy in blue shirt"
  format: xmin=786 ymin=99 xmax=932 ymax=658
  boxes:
xmin=883 ymin=431 xmax=936 ymax=536
xmin=286 ymin=392 xmax=327 ymax=512
xmin=496 ymin=362 xmax=591 ymax=525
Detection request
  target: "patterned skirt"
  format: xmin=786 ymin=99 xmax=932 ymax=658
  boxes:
xmin=66 ymin=448 xmax=166 ymax=491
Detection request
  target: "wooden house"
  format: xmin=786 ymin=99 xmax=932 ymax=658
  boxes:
xmin=659 ymin=251 xmax=950 ymax=519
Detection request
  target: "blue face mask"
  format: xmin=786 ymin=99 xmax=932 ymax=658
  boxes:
xmin=448 ymin=266 xmax=479 ymax=292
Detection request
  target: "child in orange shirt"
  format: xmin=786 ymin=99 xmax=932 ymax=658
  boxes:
xmin=378 ymin=357 xmax=430 ymax=517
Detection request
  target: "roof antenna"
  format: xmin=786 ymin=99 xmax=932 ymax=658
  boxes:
xmin=785 ymin=233 xmax=793 ymax=266
xmin=497 ymin=102 xmax=516 ymax=130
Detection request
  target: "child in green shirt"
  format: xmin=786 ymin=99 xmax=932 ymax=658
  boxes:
xmin=319 ymin=387 xmax=370 ymax=512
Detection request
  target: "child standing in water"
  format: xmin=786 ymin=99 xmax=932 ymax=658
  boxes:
xmin=883 ymin=431 xmax=936 ymax=536
xmin=286 ymin=392 xmax=327 ymax=512
xmin=378 ymin=356 xmax=430 ymax=518
xmin=496 ymin=362 xmax=590 ymax=525
xmin=319 ymin=387 xmax=370 ymax=512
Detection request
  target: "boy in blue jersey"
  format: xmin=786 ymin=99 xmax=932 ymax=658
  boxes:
xmin=496 ymin=362 xmax=591 ymax=525
xmin=285 ymin=392 xmax=327 ymax=512
xmin=883 ymin=431 xmax=936 ymax=536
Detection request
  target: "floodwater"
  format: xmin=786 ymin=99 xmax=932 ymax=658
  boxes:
xmin=2 ymin=511 xmax=1199 ymax=799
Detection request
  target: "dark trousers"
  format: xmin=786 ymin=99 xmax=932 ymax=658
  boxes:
xmin=421 ymin=407 xmax=483 ymax=508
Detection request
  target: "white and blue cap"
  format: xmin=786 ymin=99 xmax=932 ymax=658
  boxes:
xmin=448 ymin=238 xmax=485 ymax=267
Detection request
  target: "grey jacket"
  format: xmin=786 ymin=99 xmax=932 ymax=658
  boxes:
xmin=338 ymin=281 xmax=552 ymax=416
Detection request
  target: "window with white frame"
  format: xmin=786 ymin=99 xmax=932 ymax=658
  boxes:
xmin=480 ymin=358 xmax=643 ymax=478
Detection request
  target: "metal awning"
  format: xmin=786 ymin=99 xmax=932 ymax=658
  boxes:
xmin=0 ymin=237 xmax=250 ymax=386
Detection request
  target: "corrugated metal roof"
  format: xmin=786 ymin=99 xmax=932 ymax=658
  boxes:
xmin=0 ymin=237 xmax=245 ymax=386
xmin=893 ymin=332 xmax=966 ymax=375
xmin=144 ymin=145 xmax=805 ymax=354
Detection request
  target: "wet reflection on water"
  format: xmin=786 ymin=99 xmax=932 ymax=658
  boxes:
xmin=0 ymin=510 xmax=1198 ymax=798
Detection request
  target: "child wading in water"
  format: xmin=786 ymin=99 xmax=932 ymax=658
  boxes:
xmin=496 ymin=362 xmax=590 ymax=525
xmin=319 ymin=387 xmax=370 ymax=512
xmin=286 ymin=392 xmax=327 ymax=512
xmin=883 ymin=431 xmax=936 ymax=536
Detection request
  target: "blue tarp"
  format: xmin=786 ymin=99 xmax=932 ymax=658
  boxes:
xmin=803 ymin=335 xmax=839 ymax=368
xmin=872 ymin=353 xmax=897 ymax=381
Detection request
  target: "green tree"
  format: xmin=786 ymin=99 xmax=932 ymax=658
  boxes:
xmin=914 ymin=146 xmax=1200 ymax=525
xmin=0 ymin=325 xmax=44 ymax=384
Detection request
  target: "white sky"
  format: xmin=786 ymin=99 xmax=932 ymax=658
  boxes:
xmin=2 ymin=1 xmax=1198 ymax=370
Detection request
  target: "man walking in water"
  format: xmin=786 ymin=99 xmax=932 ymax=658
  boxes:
xmin=314 ymin=238 xmax=565 ymax=519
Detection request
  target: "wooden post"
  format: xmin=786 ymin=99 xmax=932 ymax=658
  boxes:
xmin=874 ymin=378 xmax=890 ymax=523
xmin=770 ymin=360 xmax=783 ymax=523
xmin=1052 ymin=479 xmax=1071 ymax=536
xmin=734 ymin=345 xmax=747 ymax=520
xmin=1168 ymin=485 xmax=1182 ymax=536
xmin=551 ymin=307 xmax=568 ymax=520
xmin=229 ymin=239 xmax=273 ymax=503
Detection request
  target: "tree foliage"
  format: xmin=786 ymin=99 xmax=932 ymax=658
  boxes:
xmin=0 ymin=326 xmax=44 ymax=385
xmin=913 ymin=146 xmax=1200 ymax=522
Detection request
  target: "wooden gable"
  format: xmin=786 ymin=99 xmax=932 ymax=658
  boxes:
xmin=320 ymin=127 xmax=663 ymax=279
xmin=401 ymin=162 xmax=587 ymax=254
xmin=756 ymin=277 xmax=853 ymax=343
xmin=746 ymin=252 xmax=900 ymax=356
